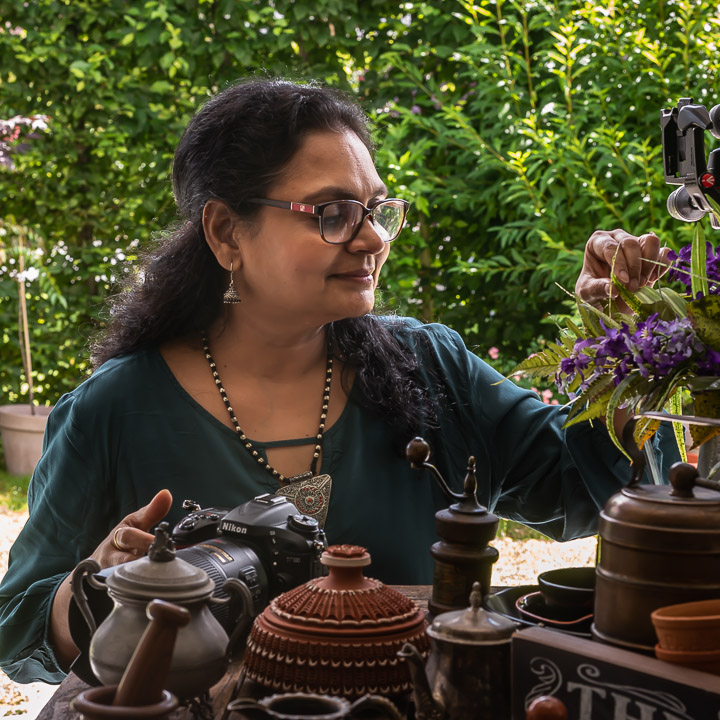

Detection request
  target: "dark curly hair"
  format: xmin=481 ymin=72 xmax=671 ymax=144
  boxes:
xmin=91 ymin=78 xmax=438 ymax=435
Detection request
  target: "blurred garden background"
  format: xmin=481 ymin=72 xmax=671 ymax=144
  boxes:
xmin=3 ymin=0 xmax=719 ymax=419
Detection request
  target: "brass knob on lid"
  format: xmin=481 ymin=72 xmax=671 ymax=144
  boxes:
xmin=669 ymin=462 xmax=700 ymax=498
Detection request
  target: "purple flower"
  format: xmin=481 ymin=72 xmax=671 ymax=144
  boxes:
xmin=698 ymin=348 xmax=720 ymax=375
xmin=553 ymin=313 xmax=717 ymax=398
xmin=624 ymin=315 xmax=701 ymax=380
xmin=667 ymin=242 xmax=720 ymax=295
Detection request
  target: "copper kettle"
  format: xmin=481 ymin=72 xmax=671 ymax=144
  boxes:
xmin=593 ymin=461 xmax=720 ymax=652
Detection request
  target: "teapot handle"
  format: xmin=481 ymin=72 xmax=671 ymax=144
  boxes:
xmin=70 ymin=558 xmax=104 ymax=636
xmin=349 ymin=694 xmax=403 ymax=720
xmin=213 ymin=577 xmax=255 ymax=658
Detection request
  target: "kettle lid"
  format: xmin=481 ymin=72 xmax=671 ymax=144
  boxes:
xmin=107 ymin=523 xmax=215 ymax=601
xmin=427 ymin=582 xmax=517 ymax=644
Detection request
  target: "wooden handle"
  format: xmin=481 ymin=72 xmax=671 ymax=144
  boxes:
xmin=527 ymin=695 xmax=568 ymax=720
xmin=112 ymin=599 xmax=190 ymax=707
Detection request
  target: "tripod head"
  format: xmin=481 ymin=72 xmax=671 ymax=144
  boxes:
xmin=661 ymin=98 xmax=720 ymax=228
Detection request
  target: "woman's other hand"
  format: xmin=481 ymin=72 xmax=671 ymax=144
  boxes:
xmin=91 ymin=489 xmax=174 ymax=568
xmin=575 ymin=229 xmax=671 ymax=311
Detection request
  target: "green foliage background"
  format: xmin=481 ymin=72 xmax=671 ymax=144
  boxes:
xmin=1 ymin=0 xmax=718 ymax=406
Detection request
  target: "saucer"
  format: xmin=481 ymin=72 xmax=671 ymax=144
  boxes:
xmin=516 ymin=591 xmax=593 ymax=633
xmin=482 ymin=585 xmax=592 ymax=639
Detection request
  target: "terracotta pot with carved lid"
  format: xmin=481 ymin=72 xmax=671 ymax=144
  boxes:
xmin=242 ymin=544 xmax=430 ymax=699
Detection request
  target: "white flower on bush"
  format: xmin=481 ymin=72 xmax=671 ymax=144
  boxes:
xmin=17 ymin=267 xmax=39 ymax=283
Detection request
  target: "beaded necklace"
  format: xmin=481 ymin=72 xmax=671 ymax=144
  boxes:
xmin=201 ymin=333 xmax=334 ymax=527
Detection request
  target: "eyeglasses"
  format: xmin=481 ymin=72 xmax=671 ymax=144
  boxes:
xmin=249 ymin=197 xmax=409 ymax=245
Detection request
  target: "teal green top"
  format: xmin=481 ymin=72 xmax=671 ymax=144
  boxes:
xmin=0 ymin=318 xmax=677 ymax=683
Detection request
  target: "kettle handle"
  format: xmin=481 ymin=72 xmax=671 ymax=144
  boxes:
xmin=349 ymin=694 xmax=403 ymax=719
xmin=214 ymin=577 xmax=255 ymax=658
xmin=70 ymin=558 xmax=104 ymax=636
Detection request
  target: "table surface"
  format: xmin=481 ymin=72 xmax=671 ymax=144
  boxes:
xmin=36 ymin=585 xmax=432 ymax=720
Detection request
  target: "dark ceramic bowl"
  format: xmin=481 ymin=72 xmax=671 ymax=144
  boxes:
xmin=537 ymin=566 xmax=596 ymax=609
xmin=515 ymin=591 xmax=593 ymax=633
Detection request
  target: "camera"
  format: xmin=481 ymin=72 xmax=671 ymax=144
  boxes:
xmin=661 ymin=97 xmax=720 ymax=227
xmin=172 ymin=494 xmax=327 ymax=631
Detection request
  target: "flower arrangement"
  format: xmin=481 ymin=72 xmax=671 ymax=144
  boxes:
xmin=509 ymin=222 xmax=720 ymax=461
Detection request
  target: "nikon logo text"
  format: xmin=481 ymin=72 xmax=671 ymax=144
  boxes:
xmin=221 ymin=520 xmax=247 ymax=534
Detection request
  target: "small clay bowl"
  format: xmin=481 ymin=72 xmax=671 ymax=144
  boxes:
xmin=537 ymin=567 xmax=595 ymax=610
xmin=651 ymin=598 xmax=720 ymax=652
xmin=654 ymin=643 xmax=720 ymax=676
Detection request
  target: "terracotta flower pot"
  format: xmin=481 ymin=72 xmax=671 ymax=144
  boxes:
xmin=654 ymin=644 xmax=720 ymax=676
xmin=651 ymin=598 xmax=720 ymax=651
xmin=0 ymin=404 xmax=52 ymax=476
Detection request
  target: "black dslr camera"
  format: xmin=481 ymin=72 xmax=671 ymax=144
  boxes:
xmin=661 ymin=97 xmax=720 ymax=227
xmin=172 ymin=494 xmax=327 ymax=630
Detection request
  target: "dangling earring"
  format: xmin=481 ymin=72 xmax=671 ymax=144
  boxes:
xmin=223 ymin=261 xmax=242 ymax=304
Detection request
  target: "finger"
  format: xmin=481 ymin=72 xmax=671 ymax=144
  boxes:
xmin=615 ymin=237 xmax=643 ymax=290
xmin=638 ymin=233 xmax=660 ymax=283
xmin=123 ymin=489 xmax=174 ymax=532
xmin=575 ymin=276 xmax=618 ymax=305
xmin=645 ymin=246 xmax=673 ymax=285
xmin=112 ymin=526 xmax=154 ymax=556
xmin=592 ymin=230 xmax=634 ymax=283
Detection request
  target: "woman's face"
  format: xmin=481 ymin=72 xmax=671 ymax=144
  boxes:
xmin=233 ymin=129 xmax=393 ymax=330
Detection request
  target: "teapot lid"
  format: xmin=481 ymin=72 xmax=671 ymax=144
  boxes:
xmin=427 ymin=582 xmax=517 ymax=644
xmin=106 ymin=523 xmax=215 ymax=602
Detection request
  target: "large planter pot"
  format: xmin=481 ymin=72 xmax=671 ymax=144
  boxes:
xmin=0 ymin=404 xmax=52 ymax=476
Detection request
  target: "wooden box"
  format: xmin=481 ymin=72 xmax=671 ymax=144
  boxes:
xmin=512 ymin=626 xmax=720 ymax=719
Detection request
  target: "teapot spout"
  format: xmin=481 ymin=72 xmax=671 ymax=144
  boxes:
xmin=397 ymin=643 xmax=444 ymax=720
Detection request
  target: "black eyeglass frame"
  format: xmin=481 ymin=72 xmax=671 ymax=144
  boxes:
xmin=248 ymin=197 xmax=409 ymax=245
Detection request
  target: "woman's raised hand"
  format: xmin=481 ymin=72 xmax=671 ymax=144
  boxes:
xmin=92 ymin=489 xmax=174 ymax=567
xmin=575 ymin=229 xmax=672 ymax=311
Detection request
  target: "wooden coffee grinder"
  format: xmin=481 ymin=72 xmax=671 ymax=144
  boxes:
xmin=406 ymin=437 xmax=500 ymax=618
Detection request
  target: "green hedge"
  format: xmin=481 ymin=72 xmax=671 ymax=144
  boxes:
xmin=1 ymin=0 xmax=717 ymax=405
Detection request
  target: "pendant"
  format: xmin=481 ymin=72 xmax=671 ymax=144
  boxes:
xmin=275 ymin=473 xmax=332 ymax=529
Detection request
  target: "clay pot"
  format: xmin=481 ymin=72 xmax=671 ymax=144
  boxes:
xmin=654 ymin=645 xmax=720 ymax=675
xmin=71 ymin=686 xmax=178 ymax=719
xmin=242 ymin=545 xmax=430 ymax=700
xmin=0 ymin=404 xmax=51 ymax=476
xmin=651 ymin=598 xmax=720 ymax=651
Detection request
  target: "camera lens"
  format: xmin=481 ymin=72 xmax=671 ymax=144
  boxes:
xmin=176 ymin=538 xmax=268 ymax=631
xmin=667 ymin=186 xmax=706 ymax=222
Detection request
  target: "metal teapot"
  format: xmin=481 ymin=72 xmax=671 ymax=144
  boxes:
xmin=398 ymin=582 xmax=518 ymax=720
xmin=71 ymin=523 xmax=253 ymax=699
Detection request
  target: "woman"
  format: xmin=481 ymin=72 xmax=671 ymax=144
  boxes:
xmin=0 ymin=78 xmax=674 ymax=684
